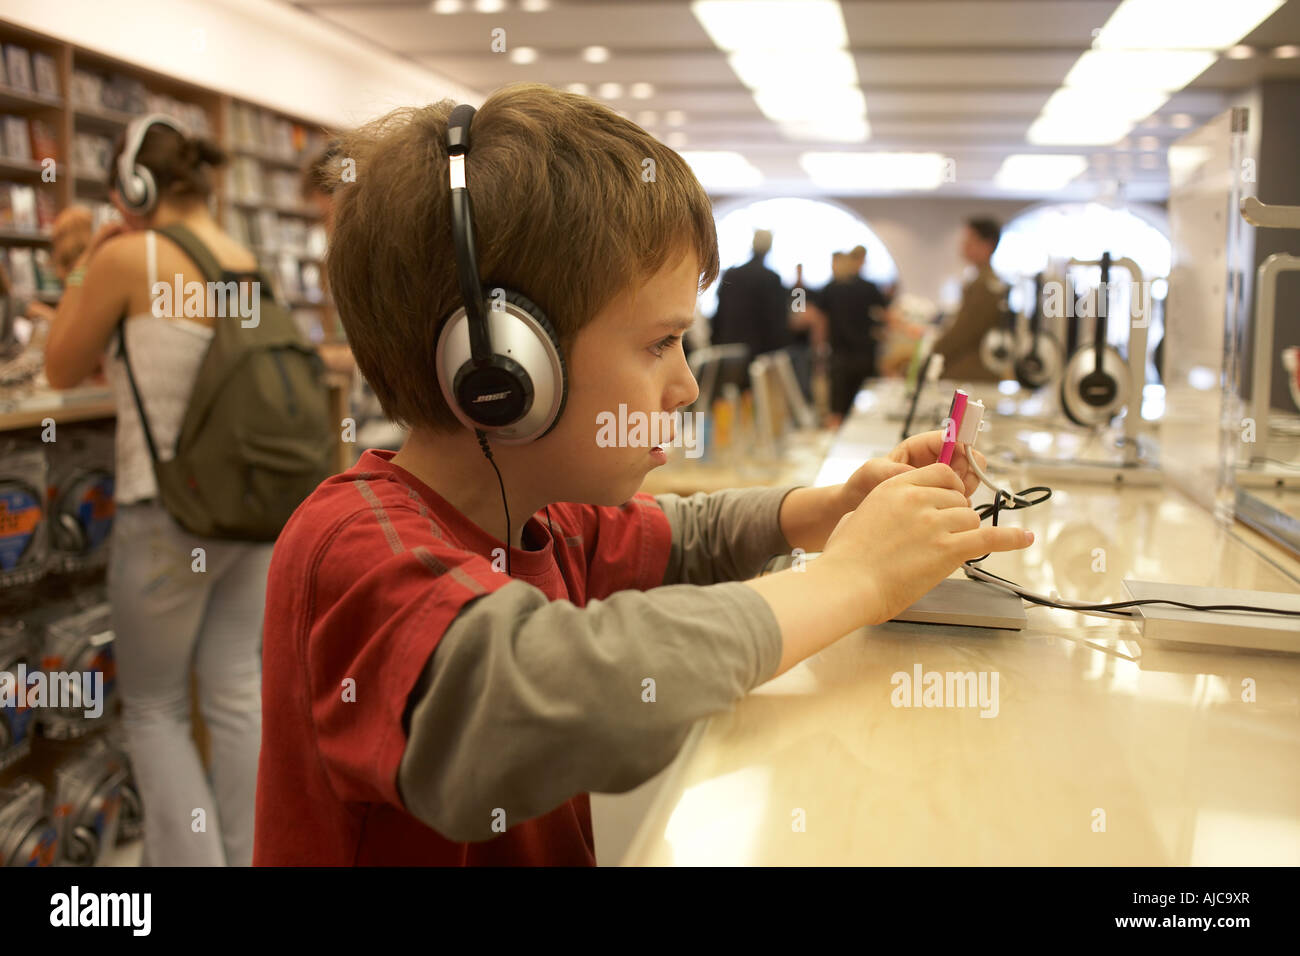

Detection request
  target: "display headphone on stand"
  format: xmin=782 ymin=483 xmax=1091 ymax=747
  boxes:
xmin=978 ymin=281 xmax=1018 ymax=378
xmin=1060 ymin=252 xmax=1130 ymax=427
xmin=1014 ymin=271 xmax=1064 ymax=390
xmin=434 ymin=104 xmax=568 ymax=444
xmin=114 ymin=113 xmax=187 ymax=216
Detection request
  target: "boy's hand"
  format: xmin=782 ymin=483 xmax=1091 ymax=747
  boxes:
xmin=822 ymin=462 xmax=1032 ymax=625
xmin=840 ymin=429 xmax=985 ymax=512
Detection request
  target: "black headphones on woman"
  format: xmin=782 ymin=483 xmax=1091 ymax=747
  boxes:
xmin=434 ymin=104 xmax=568 ymax=443
xmin=115 ymin=113 xmax=187 ymax=216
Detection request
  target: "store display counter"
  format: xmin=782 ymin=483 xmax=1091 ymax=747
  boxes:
xmin=618 ymin=383 xmax=1300 ymax=866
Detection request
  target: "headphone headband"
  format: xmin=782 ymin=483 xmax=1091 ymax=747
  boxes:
xmin=116 ymin=113 xmax=187 ymax=213
xmin=446 ymin=104 xmax=490 ymax=363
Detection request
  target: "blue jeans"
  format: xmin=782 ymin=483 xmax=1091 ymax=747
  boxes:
xmin=107 ymin=501 xmax=272 ymax=866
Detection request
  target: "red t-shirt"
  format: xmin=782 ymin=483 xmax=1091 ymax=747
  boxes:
xmin=253 ymin=448 xmax=672 ymax=865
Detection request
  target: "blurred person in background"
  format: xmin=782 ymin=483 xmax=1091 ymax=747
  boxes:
xmin=931 ymin=216 xmax=1008 ymax=383
xmin=44 ymin=118 xmax=270 ymax=867
xmin=812 ymin=248 xmax=891 ymax=426
xmin=709 ymin=228 xmax=789 ymax=391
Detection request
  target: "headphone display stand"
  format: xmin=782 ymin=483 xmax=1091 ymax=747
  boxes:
xmin=1235 ymin=196 xmax=1300 ymax=490
xmin=1007 ymin=255 xmax=1161 ymax=487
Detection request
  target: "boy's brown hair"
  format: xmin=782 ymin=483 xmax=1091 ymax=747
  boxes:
xmin=326 ymin=82 xmax=720 ymax=432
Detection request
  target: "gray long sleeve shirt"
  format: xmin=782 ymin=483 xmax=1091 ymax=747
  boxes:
xmin=397 ymin=485 xmax=799 ymax=843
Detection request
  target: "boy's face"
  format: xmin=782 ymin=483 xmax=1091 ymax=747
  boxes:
xmin=534 ymin=249 xmax=701 ymax=506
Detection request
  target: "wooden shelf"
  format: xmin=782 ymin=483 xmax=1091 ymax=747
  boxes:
xmin=0 ymin=229 xmax=52 ymax=244
xmin=0 ymin=84 xmax=62 ymax=112
xmin=0 ymin=156 xmax=46 ymax=178
xmin=0 ymin=387 xmax=114 ymax=432
xmin=230 ymin=197 xmax=319 ymax=219
xmin=233 ymin=146 xmax=311 ymax=170
xmin=71 ymin=102 xmax=138 ymax=131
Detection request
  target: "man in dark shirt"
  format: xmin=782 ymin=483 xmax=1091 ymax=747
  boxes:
xmin=709 ymin=229 xmax=790 ymax=363
xmin=813 ymin=248 xmax=890 ymax=420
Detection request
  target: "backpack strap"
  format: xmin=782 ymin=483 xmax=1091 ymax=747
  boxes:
xmin=116 ymin=320 xmax=162 ymax=469
xmin=154 ymin=223 xmax=226 ymax=284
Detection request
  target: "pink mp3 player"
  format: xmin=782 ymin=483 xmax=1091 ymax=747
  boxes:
xmin=938 ymin=389 xmax=968 ymax=466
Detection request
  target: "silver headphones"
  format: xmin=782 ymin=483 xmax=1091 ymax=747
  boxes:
xmin=434 ymin=104 xmax=568 ymax=444
xmin=115 ymin=113 xmax=187 ymax=215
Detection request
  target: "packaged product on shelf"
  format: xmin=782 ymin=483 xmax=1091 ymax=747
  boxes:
xmin=69 ymin=69 xmax=103 ymax=109
xmin=31 ymin=53 xmax=58 ymax=99
xmin=45 ymin=425 xmax=115 ymax=574
xmin=0 ymin=438 xmax=47 ymax=589
xmin=0 ymin=778 xmax=59 ymax=866
xmin=0 ymin=182 xmax=12 ymax=228
xmin=9 ymin=184 xmax=37 ymax=231
xmin=36 ymin=602 xmax=116 ymax=741
xmin=2 ymin=115 xmax=32 ymax=162
xmin=33 ymin=189 xmax=56 ymax=232
xmin=32 ymin=248 xmax=60 ymax=295
xmin=6 ymin=248 xmax=35 ymax=298
xmin=3 ymin=45 xmax=34 ymax=92
xmin=0 ymin=619 xmax=40 ymax=770
xmin=50 ymin=735 xmax=127 ymax=865
xmin=27 ymin=118 xmax=57 ymax=164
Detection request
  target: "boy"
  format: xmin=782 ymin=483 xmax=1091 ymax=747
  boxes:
xmin=253 ymin=84 xmax=1031 ymax=866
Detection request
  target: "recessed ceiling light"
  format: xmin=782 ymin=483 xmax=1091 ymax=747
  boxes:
xmin=1139 ymin=153 xmax=1160 ymax=168
xmin=430 ymin=0 xmax=463 ymax=12
xmin=583 ymin=46 xmax=610 ymax=64
xmin=1091 ymin=0 xmax=1283 ymax=51
xmin=678 ymin=150 xmax=763 ymax=189
xmin=473 ymin=0 xmax=506 ymax=12
xmin=800 ymin=152 xmax=950 ymax=191
xmin=691 ymin=1 xmax=848 ymax=51
xmin=666 ymin=131 xmax=688 ymax=148
xmin=1064 ymin=49 xmax=1216 ymax=92
xmin=636 ymin=110 xmax=658 ymax=127
xmin=779 ymin=118 xmax=870 ymax=143
xmin=665 ymin=110 xmax=687 ymax=126
xmin=1171 ymin=113 xmax=1195 ymax=128
xmin=993 ymin=154 xmax=1088 ymax=191
xmin=1274 ymin=44 xmax=1300 ymax=58
xmin=1137 ymin=135 xmax=1160 ymax=151
xmin=521 ymin=0 xmax=551 ymax=10
xmin=630 ymin=82 xmax=655 ymax=99
xmin=509 ymin=47 xmax=538 ymax=65
xmin=565 ymin=82 xmax=589 ymax=96
xmin=597 ymin=82 xmax=624 ymax=99
xmin=1226 ymin=45 xmax=1256 ymax=59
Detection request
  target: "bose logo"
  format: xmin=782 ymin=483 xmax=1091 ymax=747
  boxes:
xmin=473 ymin=391 xmax=511 ymax=403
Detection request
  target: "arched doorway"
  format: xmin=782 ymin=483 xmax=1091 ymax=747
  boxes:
xmin=701 ymin=197 xmax=900 ymax=318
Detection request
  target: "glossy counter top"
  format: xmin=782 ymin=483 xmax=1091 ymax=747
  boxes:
xmin=621 ymin=381 xmax=1300 ymax=866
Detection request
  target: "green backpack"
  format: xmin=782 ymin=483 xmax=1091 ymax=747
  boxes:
xmin=117 ymin=223 xmax=335 ymax=541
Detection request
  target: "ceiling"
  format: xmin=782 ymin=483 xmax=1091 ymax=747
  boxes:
xmin=288 ymin=0 xmax=1300 ymax=201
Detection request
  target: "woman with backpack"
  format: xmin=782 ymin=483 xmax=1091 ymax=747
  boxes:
xmin=44 ymin=115 xmax=331 ymax=866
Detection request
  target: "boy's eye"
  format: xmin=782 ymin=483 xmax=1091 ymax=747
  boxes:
xmin=650 ymin=334 xmax=681 ymax=358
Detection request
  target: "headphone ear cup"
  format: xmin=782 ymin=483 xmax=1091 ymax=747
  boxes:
xmin=1015 ymin=333 xmax=1063 ymax=390
xmin=1060 ymin=346 xmax=1128 ymax=426
xmin=437 ymin=288 xmax=569 ymax=443
xmin=497 ymin=288 xmax=568 ymax=430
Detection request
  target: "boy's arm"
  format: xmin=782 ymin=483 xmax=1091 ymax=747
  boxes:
xmin=397 ymin=578 xmax=783 ymax=843
xmin=655 ymin=485 xmax=793 ymax=585
xmin=655 ymin=484 xmax=851 ymax=586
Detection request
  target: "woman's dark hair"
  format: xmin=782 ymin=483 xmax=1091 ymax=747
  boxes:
xmin=301 ymin=139 xmax=342 ymax=201
xmin=109 ymin=122 xmax=226 ymax=204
